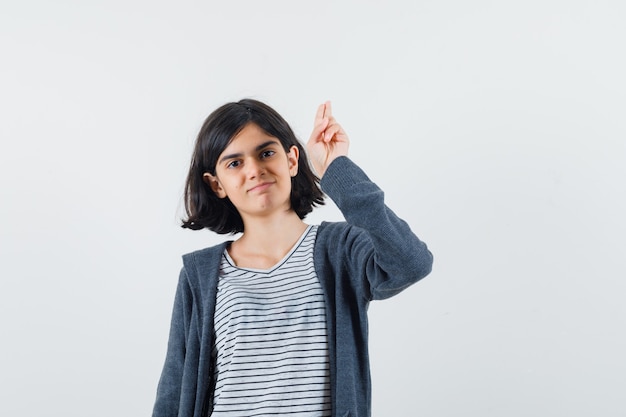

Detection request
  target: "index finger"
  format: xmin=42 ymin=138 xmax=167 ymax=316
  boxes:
xmin=315 ymin=102 xmax=326 ymax=125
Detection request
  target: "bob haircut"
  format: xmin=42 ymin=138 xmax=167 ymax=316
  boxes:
xmin=182 ymin=98 xmax=325 ymax=234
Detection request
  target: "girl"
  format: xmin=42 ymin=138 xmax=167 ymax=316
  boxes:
xmin=153 ymin=99 xmax=433 ymax=417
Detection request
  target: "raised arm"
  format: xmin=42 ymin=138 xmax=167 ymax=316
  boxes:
xmin=308 ymin=102 xmax=433 ymax=300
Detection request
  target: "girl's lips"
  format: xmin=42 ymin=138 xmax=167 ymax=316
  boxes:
xmin=248 ymin=182 xmax=273 ymax=193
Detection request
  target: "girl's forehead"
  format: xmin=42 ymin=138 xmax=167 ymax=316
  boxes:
xmin=222 ymin=124 xmax=280 ymax=153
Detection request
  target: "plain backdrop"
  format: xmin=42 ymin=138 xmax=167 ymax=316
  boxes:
xmin=1 ymin=0 xmax=625 ymax=416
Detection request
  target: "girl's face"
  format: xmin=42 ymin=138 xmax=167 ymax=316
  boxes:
xmin=204 ymin=123 xmax=299 ymax=221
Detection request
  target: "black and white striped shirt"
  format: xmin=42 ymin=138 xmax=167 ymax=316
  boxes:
xmin=211 ymin=225 xmax=331 ymax=417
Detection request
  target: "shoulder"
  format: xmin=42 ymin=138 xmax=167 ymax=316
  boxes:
xmin=316 ymin=221 xmax=350 ymax=238
xmin=179 ymin=241 xmax=230 ymax=288
xmin=315 ymin=221 xmax=365 ymax=253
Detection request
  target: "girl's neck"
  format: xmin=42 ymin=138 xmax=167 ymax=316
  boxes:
xmin=228 ymin=211 xmax=308 ymax=269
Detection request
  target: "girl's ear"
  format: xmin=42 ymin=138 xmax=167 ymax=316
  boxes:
xmin=203 ymin=173 xmax=227 ymax=198
xmin=287 ymin=145 xmax=299 ymax=177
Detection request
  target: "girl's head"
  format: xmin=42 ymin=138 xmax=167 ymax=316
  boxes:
xmin=182 ymin=98 xmax=324 ymax=234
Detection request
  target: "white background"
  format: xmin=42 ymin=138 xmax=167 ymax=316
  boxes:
xmin=1 ymin=1 xmax=625 ymax=416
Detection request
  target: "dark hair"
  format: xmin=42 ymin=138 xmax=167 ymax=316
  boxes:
xmin=181 ymin=98 xmax=325 ymax=234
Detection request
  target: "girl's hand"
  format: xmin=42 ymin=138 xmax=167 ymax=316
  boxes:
xmin=306 ymin=101 xmax=350 ymax=177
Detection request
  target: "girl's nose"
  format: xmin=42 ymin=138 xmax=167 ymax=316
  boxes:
xmin=246 ymin=158 xmax=264 ymax=178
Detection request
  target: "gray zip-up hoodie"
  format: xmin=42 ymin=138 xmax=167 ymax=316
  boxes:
xmin=152 ymin=156 xmax=433 ymax=417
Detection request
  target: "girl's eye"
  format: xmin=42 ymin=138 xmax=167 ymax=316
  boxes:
xmin=226 ymin=160 xmax=241 ymax=169
xmin=260 ymin=150 xmax=275 ymax=159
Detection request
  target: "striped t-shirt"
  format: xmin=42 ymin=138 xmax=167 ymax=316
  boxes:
xmin=211 ymin=225 xmax=331 ymax=416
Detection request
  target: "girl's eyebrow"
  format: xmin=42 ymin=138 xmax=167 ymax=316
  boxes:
xmin=218 ymin=140 xmax=279 ymax=164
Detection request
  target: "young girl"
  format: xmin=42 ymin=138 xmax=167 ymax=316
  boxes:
xmin=152 ymin=99 xmax=433 ymax=417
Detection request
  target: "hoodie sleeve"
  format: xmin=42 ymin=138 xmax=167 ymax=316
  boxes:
xmin=320 ymin=156 xmax=433 ymax=300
